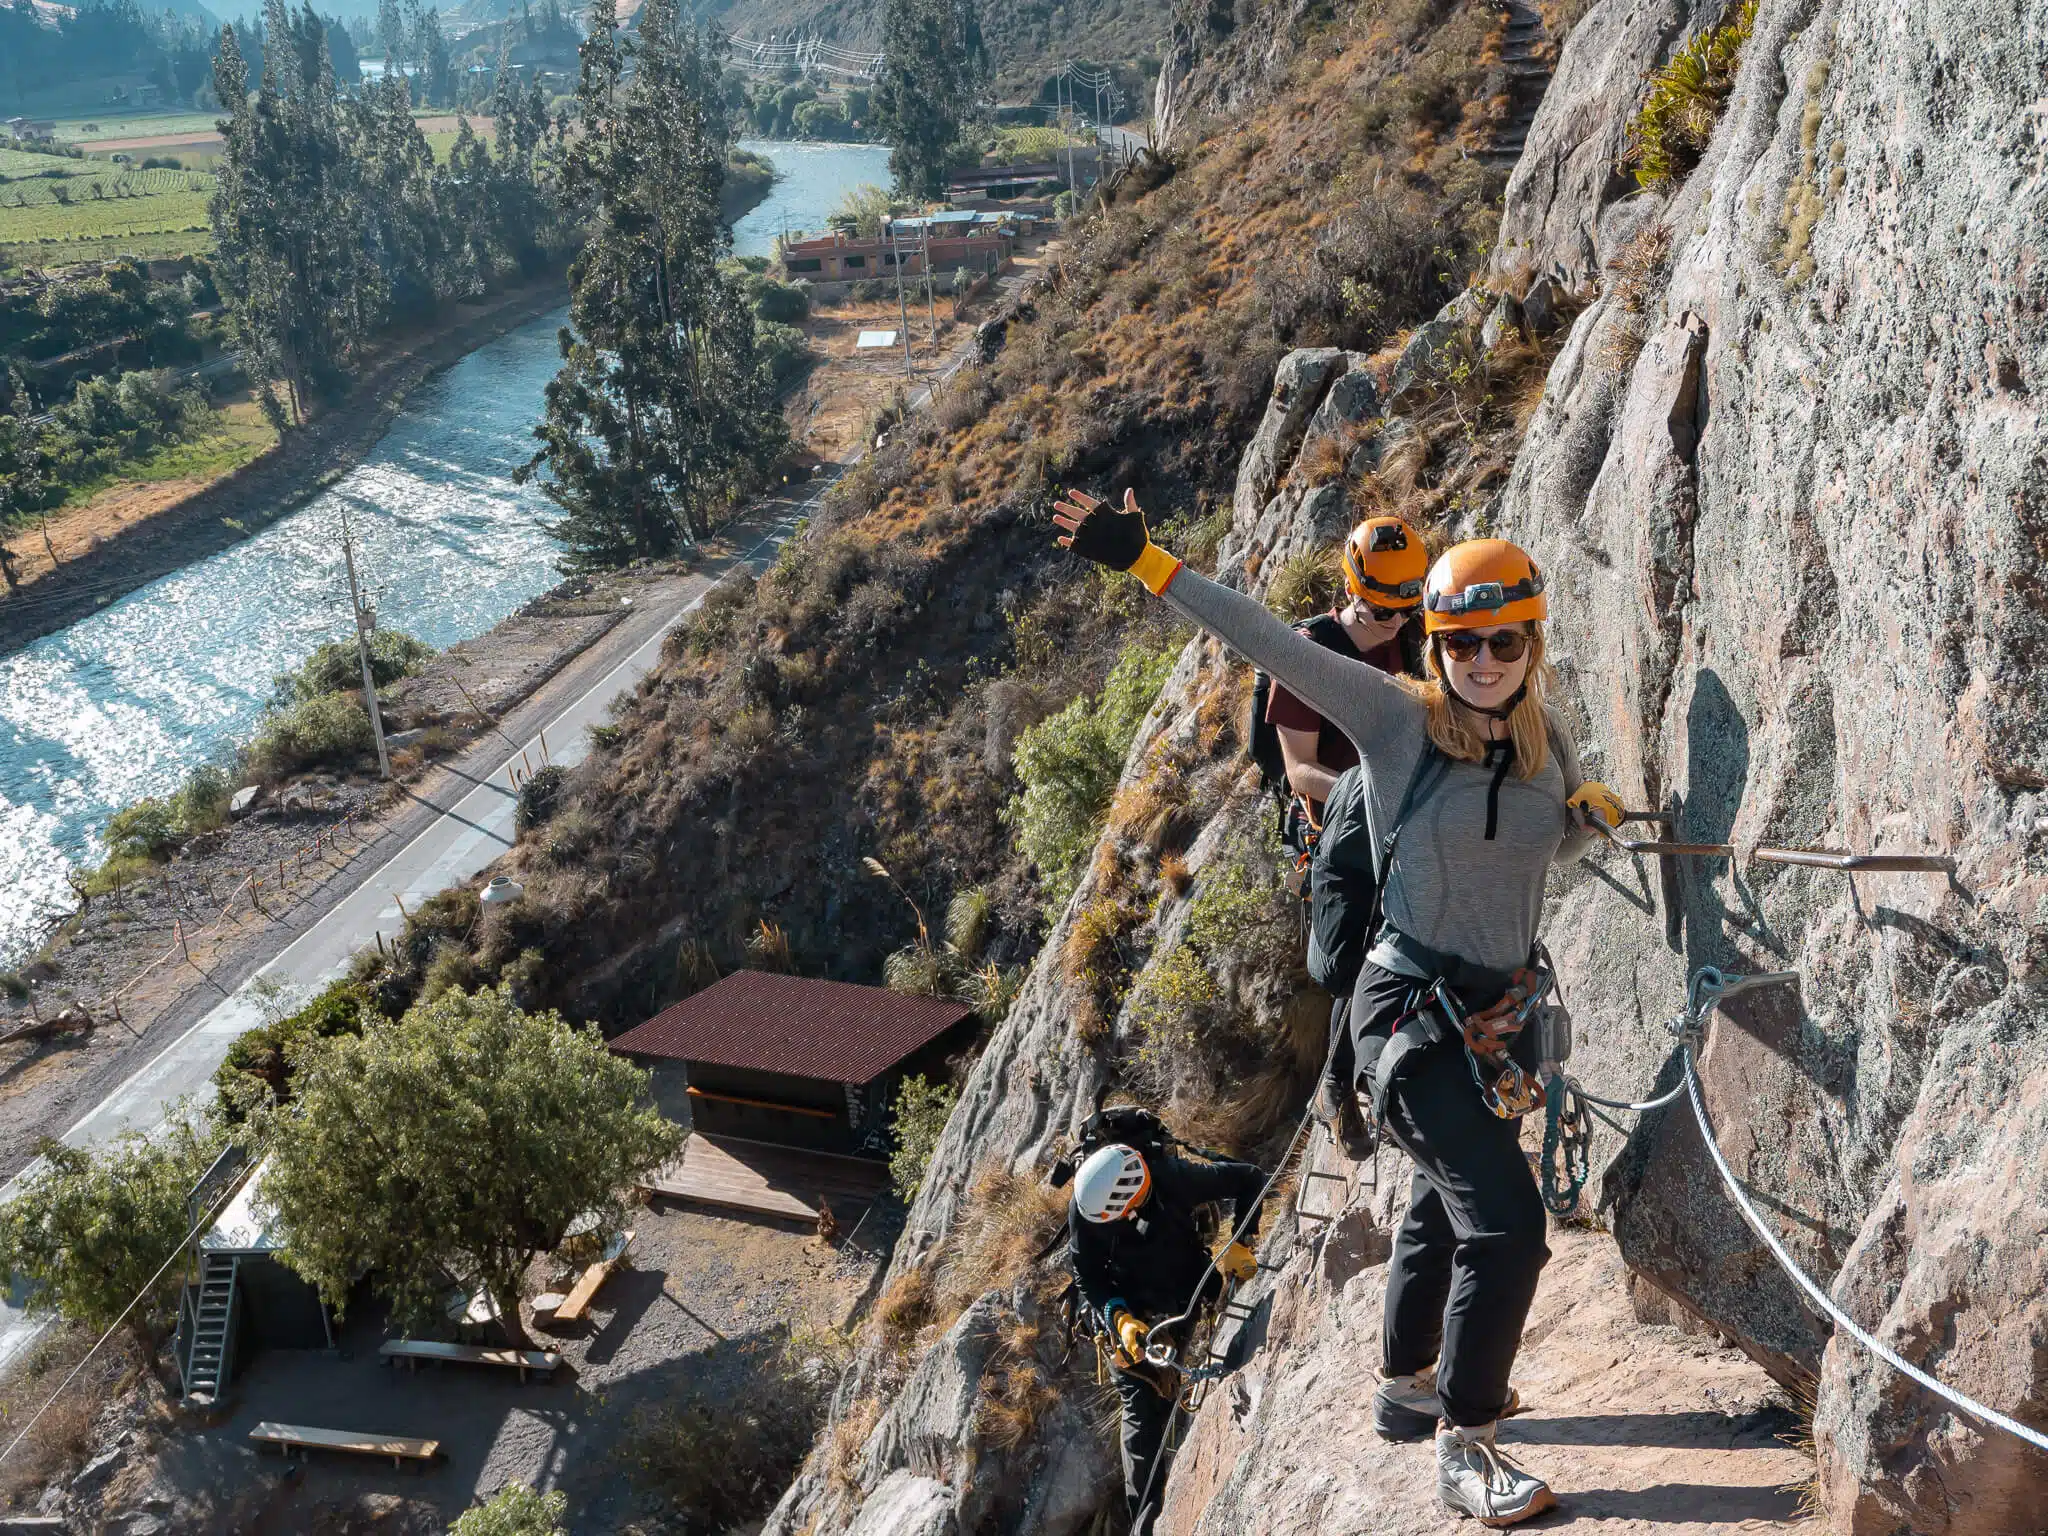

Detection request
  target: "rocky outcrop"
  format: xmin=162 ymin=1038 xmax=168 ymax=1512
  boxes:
xmin=1485 ymin=0 xmax=2048 ymax=1524
xmin=1492 ymin=0 xmax=1700 ymax=285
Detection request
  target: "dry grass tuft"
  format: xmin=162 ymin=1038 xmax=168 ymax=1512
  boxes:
xmin=1293 ymin=432 xmax=1352 ymax=487
xmin=974 ymin=1314 xmax=1062 ymax=1452
xmin=875 ymin=1266 xmax=937 ymax=1357
xmin=1158 ymin=851 xmax=1193 ymax=897
xmin=933 ymin=1168 xmax=1070 ymax=1319
xmin=1265 ymin=542 xmax=1344 ymax=620
xmin=826 ymin=1395 xmax=883 ymax=1494
xmin=0 ymin=1324 xmax=133 ymax=1510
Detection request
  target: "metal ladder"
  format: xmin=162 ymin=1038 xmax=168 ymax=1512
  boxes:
xmin=181 ymin=1253 xmax=239 ymax=1405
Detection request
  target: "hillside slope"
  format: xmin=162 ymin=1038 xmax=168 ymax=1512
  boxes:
xmin=698 ymin=0 xmax=1170 ymax=97
xmin=747 ymin=0 xmax=2048 ymax=1531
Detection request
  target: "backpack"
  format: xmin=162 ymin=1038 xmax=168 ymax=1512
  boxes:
xmin=1247 ymin=613 xmax=1356 ymax=813
xmin=1049 ymin=1104 xmax=1192 ymax=1190
xmin=1307 ymin=750 xmax=1447 ymax=995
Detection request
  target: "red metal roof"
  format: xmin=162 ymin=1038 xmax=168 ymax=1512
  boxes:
xmin=609 ymin=971 xmax=973 ymax=1084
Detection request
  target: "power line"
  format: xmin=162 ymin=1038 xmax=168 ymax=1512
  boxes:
xmin=0 ymin=1147 xmax=255 ymax=1471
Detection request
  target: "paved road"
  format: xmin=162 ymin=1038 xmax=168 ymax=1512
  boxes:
xmin=0 ymin=471 xmax=837 ymax=1375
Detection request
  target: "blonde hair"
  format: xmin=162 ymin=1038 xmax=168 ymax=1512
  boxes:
xmin=1395 ymin=623 xmax=1555 ymax=779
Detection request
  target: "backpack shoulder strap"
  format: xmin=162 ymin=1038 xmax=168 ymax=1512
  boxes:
xmin=1375 ymin=741 xmax=1452 ymax=884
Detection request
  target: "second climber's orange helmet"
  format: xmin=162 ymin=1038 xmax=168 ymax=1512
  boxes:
xmin=1422 ymin=539 xmax=1548 ymax=633
xmin=1341 ymin=517 xmax=1427 ymax=608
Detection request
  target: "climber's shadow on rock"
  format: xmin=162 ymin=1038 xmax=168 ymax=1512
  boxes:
xmin=1678 ymin=667 xmax=1750 ymax=969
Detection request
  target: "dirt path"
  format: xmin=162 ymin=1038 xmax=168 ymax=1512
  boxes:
xmin=1160 ymin=1147 xmax=1813 ymax=1533
xmin=0 ymin=275 xmax=568 ymax=658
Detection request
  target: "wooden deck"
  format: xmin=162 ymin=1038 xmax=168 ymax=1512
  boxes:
xmin=639 ymin=1134 xmax=889 ymax=1222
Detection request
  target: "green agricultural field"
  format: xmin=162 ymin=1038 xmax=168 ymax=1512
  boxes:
xmin=0 ymin=188 xmax=214 ymax=272
xmin=55 ymin=112 xmax=225 ymax=144
xmin=1 ymin=146 xmax=216 ymax=267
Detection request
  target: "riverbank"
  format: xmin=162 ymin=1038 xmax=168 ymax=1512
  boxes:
xmin=0 ymin=552 xmax=705 ymax=1179
xmin=0 ymin=274 xmax=573 ymax=658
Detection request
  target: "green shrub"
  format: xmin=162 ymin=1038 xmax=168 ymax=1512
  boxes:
xmin=274 ymin=629 xmax=434 ymax=704
xmin=1005 ymin=643 xmax=1178 ymax=912
xmin=889 ymin=1074 xmax=958 ymax=1201
xmin=213 ymin=978 xmax=376 ymax=1113
xmin=747 ymin=273 xmax=811 ymax=324
xmin=756 ymin=321 xmax=813 ymax=389
xmin=1625 ymin=0 xmax=1758 ymax=189
xmin=103 ymin=798 xmax=181 ymax=860
xmin=248 ymin=691 xmax=375 ymax=779
xmin=451 ymin=1485 xmax=566 ymax=1536
xmin=515 ymin=765 xmax=566 ymax=834
xmin=171 ymin=762 xmax=234 ymax=833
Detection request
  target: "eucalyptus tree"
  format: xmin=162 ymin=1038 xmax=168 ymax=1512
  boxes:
xmin=209 ymin=2 xmax=374 ymax=425
xmin=873 ymin=0 xmax=988 ymax=199
xmin=519 ymin=0 xmax=786 ymax=568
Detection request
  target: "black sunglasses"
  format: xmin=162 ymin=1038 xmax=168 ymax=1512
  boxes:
xmin=1352 ymin=597 xmax=1413 ymax=624
xmin=1438 ymin=629 xmax=1530 ymax=664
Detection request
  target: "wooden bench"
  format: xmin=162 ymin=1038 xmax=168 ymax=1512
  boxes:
xmin=379 ymin=1338 xmax=561 ymax=1383
xmin=553 ymin=1229 xmax=634 ymax=1325
xmin=249 ymin=1421 xmax=440 ymax=1469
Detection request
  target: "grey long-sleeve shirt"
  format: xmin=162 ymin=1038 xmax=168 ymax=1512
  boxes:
xmin=1163 ymin=567 xmax=1591 ymax=977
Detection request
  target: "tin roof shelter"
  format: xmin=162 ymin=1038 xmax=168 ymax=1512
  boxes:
xmin=613 ymin=972 xmax=975 ymax=1219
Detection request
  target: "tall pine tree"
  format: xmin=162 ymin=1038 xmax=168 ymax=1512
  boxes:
xmin=873 ymin=0 xmax=986 ymax=199
xmin=518 ymin=0 xmax=785 ymax=568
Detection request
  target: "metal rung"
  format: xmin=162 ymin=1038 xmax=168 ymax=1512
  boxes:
xmin=1597 ymin=817 xmax=1954 ymax=873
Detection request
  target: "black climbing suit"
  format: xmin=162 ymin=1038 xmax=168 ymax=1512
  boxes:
xmin=1070 ymin=1151 xmax=1267 ymax=1535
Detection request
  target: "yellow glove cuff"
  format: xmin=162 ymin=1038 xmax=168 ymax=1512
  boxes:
xmin=1129 ymin=542 xmax=1183 ymax=596
xmin=1568 ymin=781 xmax=1624 ymax=828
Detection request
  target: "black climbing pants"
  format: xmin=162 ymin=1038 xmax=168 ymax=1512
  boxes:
xmin=1354 ymin=962 xmax=1551 ymax=1429
xmin=1112 ymin=1363 xmax=1178 ymax=1535
xmin=1325 ymin=993 xmax=1353 ymax=1097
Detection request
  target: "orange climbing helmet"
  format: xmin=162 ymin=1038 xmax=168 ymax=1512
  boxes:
xmin=1422 ymin=539 xmax=1548 ymax=633
xmin=1341 ymin=516 xmax=1427 ymax=608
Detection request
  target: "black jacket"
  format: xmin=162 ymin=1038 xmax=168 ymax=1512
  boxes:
xmin=1069 ymin=1151 xmax=1267 ymax=1332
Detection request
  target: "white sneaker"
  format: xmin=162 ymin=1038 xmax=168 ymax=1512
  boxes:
xmin=1435 ymin=1421 xmax=1557 ymax=1527
xmin=1372 ymin=1370 xmax=1442 ymax=1441
xmin=1374 ymin=1372 xmax=1522 ymax=1441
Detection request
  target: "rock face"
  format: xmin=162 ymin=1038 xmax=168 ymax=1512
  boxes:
xmin=767 ymin=0 xmax=2048 ymax=1529
xmin=1492 ymin=0 xmax=1701 ymax=284
xmin=1486 ymin=0 xmax=2048 ymax=1525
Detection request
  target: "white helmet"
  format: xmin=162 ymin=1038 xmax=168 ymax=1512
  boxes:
xmin=1074 ymin=1144 xmax=1151 ymax=1223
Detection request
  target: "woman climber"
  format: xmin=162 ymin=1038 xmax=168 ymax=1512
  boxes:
xmin=1052 ymin=487 xmax=1624 ymax=1528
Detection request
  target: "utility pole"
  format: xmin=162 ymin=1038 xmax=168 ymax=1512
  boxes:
xmin=339 ymin=505 xmax=392 ymax=780
xmin=921 ymin=220 xmax=938 ymax=352
xmin=890 ymin=220 xmax=913 ymax=379
xmin=1060 ymin=71 xmax=1078 ymax=201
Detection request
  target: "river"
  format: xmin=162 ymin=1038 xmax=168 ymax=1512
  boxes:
xmin=0 ymin=139 xmax=889 ymax=965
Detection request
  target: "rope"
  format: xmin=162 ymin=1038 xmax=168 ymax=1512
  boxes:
xmin=1678 ymin=1049 xmax=2048 ymax=1457
xmin=1538 ymin=1078 xmax=1588 ymax=1216
xmin=0 ymin=1150 xmax=254 ymax=1469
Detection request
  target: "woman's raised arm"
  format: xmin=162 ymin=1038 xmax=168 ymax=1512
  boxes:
xmin=1053 ymin=488 xmax=1418 ymax=754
